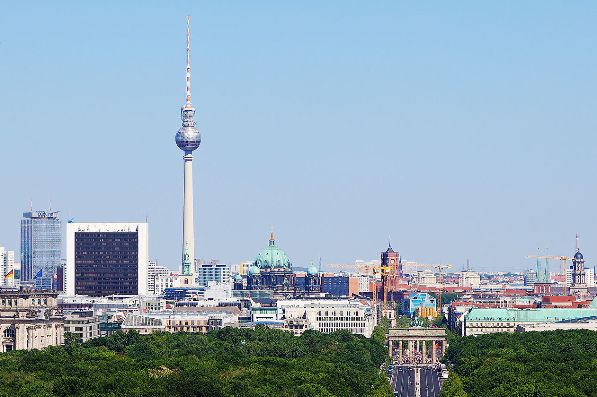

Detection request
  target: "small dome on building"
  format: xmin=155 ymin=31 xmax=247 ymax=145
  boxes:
xmin=574 ymin=250 xmax=584 ymax=260
xmin=234 ymin=274 xmax=243 ymax=282
xmin=307 ymin=265 xmax=319 ymax=276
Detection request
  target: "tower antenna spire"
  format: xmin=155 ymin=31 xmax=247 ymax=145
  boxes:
xmin=576 ymin=233 xmax=580 ymax=251
xmin=185 ymin=15 xmax=191 ymax=106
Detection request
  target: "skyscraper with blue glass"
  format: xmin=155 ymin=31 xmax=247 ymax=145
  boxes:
xmin=21 ymin=210 xmax=62 ymax=290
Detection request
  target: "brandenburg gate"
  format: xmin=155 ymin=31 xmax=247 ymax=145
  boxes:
xmin=387 ymin=327 xmax=447 ymax=364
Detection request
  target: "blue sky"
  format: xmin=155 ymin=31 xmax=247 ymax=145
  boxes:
xmin=1 ymin=1 xmax=596 ymax=272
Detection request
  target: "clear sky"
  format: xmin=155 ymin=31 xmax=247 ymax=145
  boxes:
xmin=1 ymin=1 xmax=596 ymax=272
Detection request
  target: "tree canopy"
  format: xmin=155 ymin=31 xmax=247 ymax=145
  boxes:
xmin=442 ymin=329 xmax=597 ymax=397
xmin=0 ymin=327 xmax=393 ymax=397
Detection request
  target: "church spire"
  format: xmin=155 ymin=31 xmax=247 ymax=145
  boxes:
xmin=269 ymin=227 xmax=275 ymax=246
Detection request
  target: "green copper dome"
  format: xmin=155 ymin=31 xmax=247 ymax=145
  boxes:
xmin=248 ymin=266 xmax=261 ymax=276
xmin=254 ymin=232 xmax=292 ymax=270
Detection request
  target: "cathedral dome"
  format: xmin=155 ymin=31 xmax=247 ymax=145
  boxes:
xmin=254 ymin=232 xmax=292 ymax=270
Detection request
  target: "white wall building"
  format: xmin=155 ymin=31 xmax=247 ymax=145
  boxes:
xmin=277 ymin=299 xmax=375 ymax=337
xmin=155 ymin=275 xmax=181 ymax=296
xmin=356 ymin=276 xmax=370 ymax=293
xmin=458 ymin=271 xmax=481 ymax=288
xmin=0 ymin=248 xmax=15 ymax=288
xmin=566 ymin=267 xmax=594 ymax=288
xmin=65 ymin=223 xmax=148 ymax=296
xmin=147 ymin=261 xmax=171 ymax=295
xmin=416 ymin=270 xmax=437 ymax=285
xmin=63 ymin=311 xmax=100 ymax=343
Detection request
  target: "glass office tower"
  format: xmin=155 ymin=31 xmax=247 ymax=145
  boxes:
xmin=21 ymin=210 xmax=62 ymax=290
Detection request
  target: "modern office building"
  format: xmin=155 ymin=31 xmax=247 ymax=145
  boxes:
xmin=175 ymin=17 xmax=201 ymax=281
xmin=321 ymin=275 xmax=350 ymax=297
xmin=20 ymin=210 xmax=61 ymax=289
xmin=65 ymin=223 xmax=149 ymax=296
xmin=0 ymin=248 xmax=15 ymax=288
xmin=196 ymin=262 xmax=231 ymax=287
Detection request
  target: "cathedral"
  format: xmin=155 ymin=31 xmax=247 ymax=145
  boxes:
xmin=246 ymin=232 xmax=296 ymax=291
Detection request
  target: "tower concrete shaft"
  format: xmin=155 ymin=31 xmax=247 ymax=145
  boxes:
xmin=182 ymin=153 xmax=194 ymax=276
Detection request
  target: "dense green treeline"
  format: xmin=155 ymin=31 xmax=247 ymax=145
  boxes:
xmin=0 ymin=327 xmax=392 ymax=397
xmin=442 ymin=329 xmax=597 ymax=397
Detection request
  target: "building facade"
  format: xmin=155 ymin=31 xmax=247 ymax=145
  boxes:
xmin=64 ymin=311 xmax=99 ymax=343
xmin=65 ymin=223 xmax=149 ymax=296
xmin=0 ymin=248 xmax=15 ymax=288
xmin=20 ymin=210 xmax=61 ymax=289
xmin=147 ymin=261 xmax=171 ymax=295
xmin=458 ymin=271 xmax=481 ymax=288
xmin=278 ymin=299 xmax=375 ymax=337
xmin=401 ymin=292 xmax=437 ymax=317
xmin=463 ymin=305 xmax=597 ymax=336
xmin=0 ymin=290 xmax=64 ymax=352
xmin=196 ymin=262 xmax=230 ymax=287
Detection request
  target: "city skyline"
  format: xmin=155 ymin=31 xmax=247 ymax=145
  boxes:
xmin=1 ymin=2 xmax=596 ymax=271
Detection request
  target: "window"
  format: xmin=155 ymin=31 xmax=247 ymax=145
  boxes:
xmin=3 ymin=328 xmax=16 ymax=338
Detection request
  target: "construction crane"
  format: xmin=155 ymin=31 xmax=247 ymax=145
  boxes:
xmin=370 ymin=265 xmax=394 ymax=310
xmin=434 ymin=264 xmax=452 ymax=311
xmin=526 ymin=254 xmax=572 ymax=290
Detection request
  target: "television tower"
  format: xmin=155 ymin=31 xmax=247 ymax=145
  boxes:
xmin=175 ymin=16 xmax=201 ymax=277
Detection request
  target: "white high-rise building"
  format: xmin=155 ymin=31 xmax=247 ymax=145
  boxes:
xmin=0 ymin=248 xmax=15 ymax=287
xmin=65 ymin=223 xmax=148 ymax=296
xmin=147 ymin=261 xmax=171 ymax=295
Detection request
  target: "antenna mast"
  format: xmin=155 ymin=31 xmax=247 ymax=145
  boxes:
xmin=185 ymin=15 xmax=191 ymax=106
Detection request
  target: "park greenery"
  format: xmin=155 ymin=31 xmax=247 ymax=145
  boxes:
xmin=441 ymin=329 xmax=597 ymax=397
xmin=0 ymin=326 xmax=393 ymax=397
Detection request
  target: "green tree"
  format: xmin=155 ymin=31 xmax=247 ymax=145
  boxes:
xmin=440 ymin=371 xmax=467 ymax=397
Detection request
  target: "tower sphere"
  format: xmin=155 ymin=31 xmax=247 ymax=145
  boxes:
xmin=176 ymin=106 xmax=201 ymax=153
